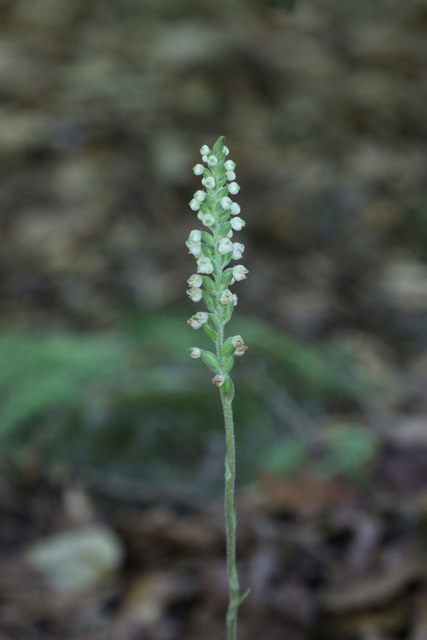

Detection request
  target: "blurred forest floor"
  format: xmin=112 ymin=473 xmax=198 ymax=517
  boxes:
xmin=1 ymin=0 xmax=427 ymax=638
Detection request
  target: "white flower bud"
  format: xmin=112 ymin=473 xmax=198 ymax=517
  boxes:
xmin=208 ymin=155 xmax=218 ymax=166
xmin=186 ymin=241 xmax=202 ymax=257
xmin=218 ymin=238 xmax=233 ymax=255
xmin=200 ymin=144 xmax=210 ymax=155
xmin=188 ymin=230 xmax=202 ymax=242
xmin=212 ymin=374 xmax=225 ymax=386
xmin=187 ymin=312 xmax=209 ymax=329
xmin=186 ymin=287 xmax=203 ymax=302
xmin=232 ymin=293 xmax=238 ymax=306
xmin=229 ymin=277 xmax=235 ymax=285
xmin=202 ymin=154 xmax=208 ymax=163
xmin=228 ymin=182 xmax=240 ymax=195
xmin=224 ymin=160 xmax=236 ymax=171
xmin=223 ymin=146 xmax=230 ymax=155
xmin=232 ymin=242 xmax=245 ymax=260
xmin=193 ymin=164 xmax=204 ymax=175
xmin=202 ymin=176 xmax=215 ymax=188
xmin=230 ymin=217 xmax=245 ymax=231
xmin=197 ymin=211 xmax=204 ymax=221
xmin=226 ymin=170 xmax=236 ymax=181
xmin=187 ymin=347 xmax=202 ymax=358
xmin=186 ymin=232 xmax=202 ymax=256
xmin=189 ymin=199 xmax=200 ymax=211
xmin=227 ymin=230 xmax=233 ymax=239
xmin=220 ymin=196 xmax=232 ymax=209
xmin=187 ymin=274 xmax=202 ymax=287
xmin=230 ymin=203 xmax=241 ymax=216
xmin=194 ymin=190 xmax=206 ymax=202
xmin=202 ymin=213 xmax=215 ymax=227
xmin=220 ymin=289 xmax=234 ymax=305
xmin=197 ymin=256 xmax=214 ymax=274
xmin=233 ymin=265 xmax=248 ymax=281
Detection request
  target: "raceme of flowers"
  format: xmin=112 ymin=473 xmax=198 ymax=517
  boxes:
xmin=185 ymin=137 xmax=248 ymax=391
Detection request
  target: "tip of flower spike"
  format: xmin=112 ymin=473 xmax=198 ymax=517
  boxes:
xmin=212 ymin=136 xmax=225 ymax=156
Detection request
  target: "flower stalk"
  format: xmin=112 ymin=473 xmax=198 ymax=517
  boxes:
xmin=186 ymin=136 xmax=249 ymax=639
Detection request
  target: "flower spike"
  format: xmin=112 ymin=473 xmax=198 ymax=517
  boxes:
xmin=184 ymin=137 xmax=249 ymax=640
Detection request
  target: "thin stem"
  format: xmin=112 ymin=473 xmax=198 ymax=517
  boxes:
xmin=220 ymin=384 xmax=239 ymax=640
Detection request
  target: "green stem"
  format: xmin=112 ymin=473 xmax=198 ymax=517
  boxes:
xmin=220 ymin=384 xmax=239 ymax=640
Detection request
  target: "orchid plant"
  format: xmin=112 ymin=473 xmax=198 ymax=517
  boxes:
xmin=185 ymin=136 xmax=249 ymax=640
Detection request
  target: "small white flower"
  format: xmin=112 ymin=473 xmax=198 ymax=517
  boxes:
xmin=224 ymin=160 xmax=236 ymax=171
xmin=228 ymin=182 xmax=240 ymax=195
xmin=232 ymin=242 xmax=245 ymax=260
xmin=218 ymin=238 xmax=233 ymax=255
xmin=187 ymin=347 xmax=202 ymax=358
xmin=230 ymin=203 xmax=241 ymax=216
xmin=187 ymin=274 xmax=202 ymax=287
xmin=226 ymin=170 xmax=236 ymax=181
xmin=231 ymin=333 xmax=248 ymax=355
xmin=197 ymin=211 xmax=204 ymax=221
xmin=202 ymin=154 xmax=208 ymax=163
xmin=233 ymin=265 xmax=248 ymax=281
xmin=220 ymin=289 xmax=234 ymax=305
xmin=194 ymin=190 xmax=206 ymax=202
xmin=232 ymin=293 xmax=238 ymax=306
xmin=187 ymin=241 xmax=202 ymax=257
xmin=208 ymin=155 xmax=218 ymax=166
xmin=227 ymin=230 xmax=233 ymax=239
xmin=220 ymin=196 xmax=232 ymax=209
xmin=188 ymin=230 xmax=201 ymax=242
xmin=186 ymin=287 xmax=203 ymax=302
xmin=212 ymin=374 xmax=225 ymax=386
xmin=223 ymin=146 xmax=230 ymax=155
xmin=187 ymin=312 xmax=209 ymax=329
xmin=202 ymin=213 xmax=215 ymax=227
xmin=202 ymin=176 xmax=215 ymax=188
xmin=200 ymin=144 xmax=210 ymax=156
xmin=189 ymin=199 xmax=200 ymax=211
xmin=230 ymin=217 xmax=245 ymax=231
xmin=197 ymin=256 xmax=214 ymax=274
xmin=193 ymin=164 xmax=204 ymax=175
xmin=234 ymin=346 xmax=247 ymax=356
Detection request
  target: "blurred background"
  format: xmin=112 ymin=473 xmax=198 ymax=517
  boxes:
xmin=1 ymin=0 xmax=427 ymax=638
